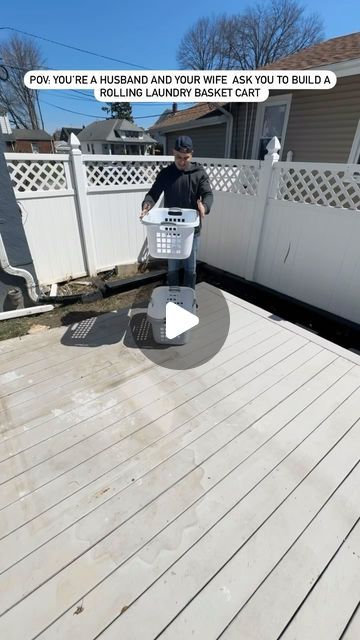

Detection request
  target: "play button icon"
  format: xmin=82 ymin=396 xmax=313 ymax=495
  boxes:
xmin=125 ymin=283 xmax=230 ymax=370
xmin=165 ymin=301 xmax=199 ymax=339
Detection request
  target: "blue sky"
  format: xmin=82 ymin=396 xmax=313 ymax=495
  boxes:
xmin=0 ymin=0 xmax=359 ymax=133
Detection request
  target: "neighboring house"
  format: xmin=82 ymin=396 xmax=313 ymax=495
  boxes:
xmin=10 ymin=128 xmax=54 ymax=153
xmin=152 ymin=32 xmax=360 ymax=163
xmin=77 ymin=119 xmax=156 ymax=155
xmin=54 ymin=140 xmax=70 ymax=153
xmin=0 ymin=109 xmax=15 ymax=152
xmin=150 ymin=103 xmax=231 ymax=157
xmin=59 ymin=126 xmax=83 ymax=141
xmin=54 ymin=126 xmax=84 ymax=153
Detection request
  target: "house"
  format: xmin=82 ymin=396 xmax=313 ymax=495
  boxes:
xmin=152 ymin=32 xmax=360 ymax=163
xmin=12 ymin=129 xmax=54 ymax=153
xmin=77 ymin=119 xmax=156 ymax=155
xmin=59 ymin=126 xmax=83 ymax=141
xmin=0 ymin=109 xmax=15 ymax=152
xmin=234 ymin=31 xmax=360 ymax=163
xmin=150 ymin=103 xmax=231 ymax=157
xmin=10 ymin=128 xmax=54 ymax=153
xmin=1 ymin=111 xmax=54 ymax=154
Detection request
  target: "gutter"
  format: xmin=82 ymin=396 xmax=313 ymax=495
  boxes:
xmin=216 ymin=105 xmax=233 ymax=158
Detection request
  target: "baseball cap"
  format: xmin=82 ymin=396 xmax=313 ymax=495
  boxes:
xmin=174 ymin=135 xmax=193 ymax=152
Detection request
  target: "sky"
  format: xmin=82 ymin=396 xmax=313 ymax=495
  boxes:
xmin=0 ymin=0 xmax=359 ymax=133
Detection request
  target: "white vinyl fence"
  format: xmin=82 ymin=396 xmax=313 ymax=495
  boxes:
xmin=5 ymin=135 xmax=360 ymax=324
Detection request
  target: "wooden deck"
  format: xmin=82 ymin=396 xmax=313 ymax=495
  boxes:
xmin=0 ymin=282 xmax=359 ymax=640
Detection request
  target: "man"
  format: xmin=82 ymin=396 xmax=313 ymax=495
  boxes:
xmin=140 ymin=135 xmax=213 ymax=289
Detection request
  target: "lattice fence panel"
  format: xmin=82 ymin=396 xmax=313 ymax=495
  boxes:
xmin=275 ymin=167 xmax=360 ymax=210
xmin=85 ymin=160 xmax=172 ymax=187
xmin=202 ymin=162 xmax=259 ymax=195
xmin=85 ymin=159 xmax=259 ymax=195
xmin=7 ymin=160 xmax=68 ymax=192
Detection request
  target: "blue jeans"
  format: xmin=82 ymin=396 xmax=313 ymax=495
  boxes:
xmin=167 ymin=234 xmax=200 ymax=289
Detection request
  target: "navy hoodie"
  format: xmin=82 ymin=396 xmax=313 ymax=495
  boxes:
xmin=142 ymin=162 xmax=213 ymax=234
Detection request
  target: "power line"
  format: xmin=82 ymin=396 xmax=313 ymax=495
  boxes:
xmin=44 ymin=90 xmax=175 ymax=107
xmin=39 ymin=98 xmax=165 ymax=121
xmin=44 ymin=91 xmax=99 ymax=103
xmin=0 ymin=27 xmax=150 ymax=69
xmin=39 ymin=99 xmax=107 ymax=119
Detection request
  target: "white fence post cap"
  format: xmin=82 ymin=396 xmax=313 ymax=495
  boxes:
xmin=69 ymin=133 xmax=81 ymax=149
xmin=265 ymin=136 xmax=281 ymax=162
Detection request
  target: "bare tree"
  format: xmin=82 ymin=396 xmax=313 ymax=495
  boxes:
xmin=177 ymin=15 xmax=236 ymax=70
xmin=0 ymin=34 xmax=45 ymax=129
xmin=177 ymin=0 xmax=324 ymax=70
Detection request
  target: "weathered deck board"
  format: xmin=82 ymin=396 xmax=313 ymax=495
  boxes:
xmin=0 ymin=283 xmax=359 ymax=640
xmin=0 ymin=344 xmax=344 ymax=558
xmin=0 ymin=310 xmax=264 ymax=463
xmin=0 ymin=292 xmax=247 ymax=434
xmin=277 ymin=519 xmax=360 ymax=640
xmin=342 ymin=604 xmax=360 ymax=640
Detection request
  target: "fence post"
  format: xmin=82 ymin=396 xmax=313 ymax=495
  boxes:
xmin=244 ymin=136 xmax=280 ymax=281
xmin=69 ymin=134 xmax=98 ymax=276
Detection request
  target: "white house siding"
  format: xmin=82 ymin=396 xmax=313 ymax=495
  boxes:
xmin=165 ymin=124 xmax=227 ymax=157
xmin=231 ymin=76 xmax=360 ymax=163
xmin=282 ymin=76 xmax=360 ymax=162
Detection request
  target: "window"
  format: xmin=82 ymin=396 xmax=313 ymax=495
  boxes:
xmin=115 ymin=129 xmax=139 ymax=139
xmin=31 ymin=143 xmax=39 ymax=153
xmin=252 ymin=95 xmax=292 ymax=160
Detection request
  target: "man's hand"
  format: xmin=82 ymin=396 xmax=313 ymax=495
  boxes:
xmin=197 ymin=199 xmax=206 ymax=220
xmin=140 ymin=203 xmax=151 ymax=219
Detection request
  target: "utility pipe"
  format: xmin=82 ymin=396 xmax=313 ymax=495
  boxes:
xmin=0 ymin=305 xmax=54 ymax=321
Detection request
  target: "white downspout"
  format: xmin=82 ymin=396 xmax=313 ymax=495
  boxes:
xmin=0 ymin=233 xmax=39 ymax=303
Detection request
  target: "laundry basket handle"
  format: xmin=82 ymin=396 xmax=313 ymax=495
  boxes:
xmin=160 ymin=222 xmax=177 ymax=231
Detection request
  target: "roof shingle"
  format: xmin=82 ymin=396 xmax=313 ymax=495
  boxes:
xmin=12 ymin=129 xmax=52 ymax=140
xmin=150 ymin=103 xmax=225 ymax=131
xmin=264 ymin=32 xmax=360 ymax=70
xmin=78 ymin=118 xmax=155 ymax=143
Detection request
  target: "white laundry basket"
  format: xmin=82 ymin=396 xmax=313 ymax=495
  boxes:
xmin=147 ymin=286 xmax=197 ymax=345
xmin=141 ymin=208 xmax=199 ymax=259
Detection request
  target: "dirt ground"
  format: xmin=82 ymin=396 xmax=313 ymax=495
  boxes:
xmin=0 ymin=269 xmax=162 ymax=342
